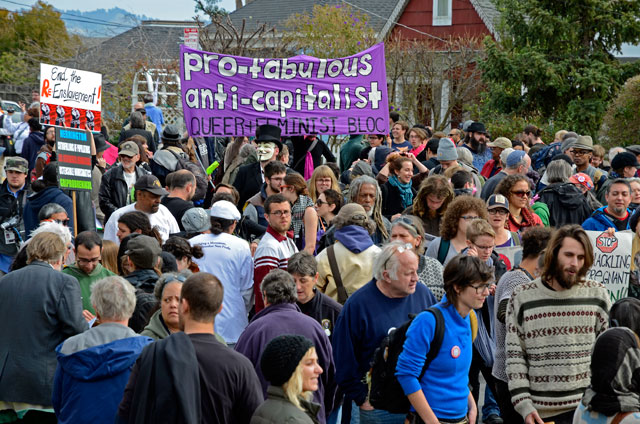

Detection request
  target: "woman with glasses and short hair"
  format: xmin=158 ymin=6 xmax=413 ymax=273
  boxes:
xmin=494 ymin=175 xmax=542 ymax=233
xmin=425 ymin=196 xmax=489 ymax=265
xmin=314 ymin=188 xmax=342 ymax=231
xmin=396 ymin=255 xmax=494 ymax=424
xmin=486 ymin=194 xmax=520 ymax=248
xmin=391 ymin=215 xmax=445 ymax=301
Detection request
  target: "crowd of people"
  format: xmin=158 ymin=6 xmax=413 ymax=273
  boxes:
xmin=1 ymin=102 xmax=640 ymax=424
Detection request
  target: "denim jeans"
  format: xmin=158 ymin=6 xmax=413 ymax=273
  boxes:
xmin=358 ymin=408 xmax=406 ymax=424
xmin=481 ymin=384 xmax=501 ymax=419
xmin=327 ymin=405 xmax=342 ymax=424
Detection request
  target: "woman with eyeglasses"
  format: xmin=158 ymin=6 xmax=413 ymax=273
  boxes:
xmin=494 ymin=175 xmax=542 ymax=233
xmin=281 ymin=173 xmax=318 ymax=254
xmin=308 ymin=165 xmax=341 ymax=203
xmin=486 ymin=194 xmax=520 ymax=248
xmin=315 ymin=188 xmax=342 ymax=229
xmin=391 ymin=215 xmax=445 ymax=301
xmin=425 ymin=196 xmax=489 ymax=265
xmin=396 ymin=254 xmax=494 ymax=424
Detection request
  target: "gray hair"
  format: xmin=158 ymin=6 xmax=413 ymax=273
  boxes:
xmin=456 ymin=147 xmax=473 ymax=168
xmin=500 ymin=148 xmax=514 ymax=168
xmin=29 ymin=221 xmax=72 ymax=246
xmin=373 ymin=240 xmax=418 ymax=281
xmin=332 ymin=211 xmax=376 ymax=234
xmin=153 ymin=270 xmax=192 ymax=301
xmin=130 ymin=111 xmax=145 ymax=129
xmin=260 ymin=269 xmax=297 ymax=305
xmin=348 ymin=175 xmax=388 ymax=239
xmin=38 ymin=203 xmax=67 ymax=221
xmin=546 ymin=160 xmax=572 ymax=184
xmin=609 ymin=147 xmax=626 ymax=162
xmin=90 ymin=276 xmax=136 ymax=321
xmin=287 ymin=251 xmax=317 ymax=277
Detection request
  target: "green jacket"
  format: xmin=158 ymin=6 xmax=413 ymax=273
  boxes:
xmin=141 ymin=309 xmax=227 ymax=345
xmin=62 ymin=263 xmax=115 ymax=313
xmin=250 ymin=386 xmax=320 ymax=424
xmin=531 ymin=201 xmax=550 ymax=227
xmin=339 ymin=136 xmax=366 ymax=173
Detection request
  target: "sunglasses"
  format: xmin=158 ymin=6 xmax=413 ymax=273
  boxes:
xmin=315 ymin=199 xmax=326 ymax=206
xmin=511 ymin=190 xmax=530 ymax=198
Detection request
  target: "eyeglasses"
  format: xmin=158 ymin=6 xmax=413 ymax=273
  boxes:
xmin=460 ymin=215 xmax=479 ymax=220
xmin=572 ymin=150 xmax=590 ymax=157
xmin=472 ymin=242 xmax=494 ymax=251
xmin=280 ymin=185 xmax=294 ymax=191
xmin=76 ymin=257 xmax=100 ymax=265
xmin=392 ymin=216 xmax=419 ymax=232
xmin=469 ymin=283 xmax=491 ymax=294
xmin=488 ymin=208 xmax=509 ymax=216
xmin=511 ymin=190 xmax=530 ymax=198
xmin=268 ymin=210 xmax=291 ymax=217
xmin=315 ymin=199 xmax=326 ymax=206
xmin=383 ymin=243 xmax=414 ymax=270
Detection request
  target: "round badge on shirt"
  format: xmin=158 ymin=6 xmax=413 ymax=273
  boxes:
xmin=451 ymin=345 xmax=461 ymax=358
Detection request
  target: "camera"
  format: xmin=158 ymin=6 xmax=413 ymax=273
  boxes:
xmin=0 ymin=216 xmax=19 ymax=231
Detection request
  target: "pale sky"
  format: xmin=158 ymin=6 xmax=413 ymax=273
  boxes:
xmin=4 ymin=0 xmax=238 ymax=20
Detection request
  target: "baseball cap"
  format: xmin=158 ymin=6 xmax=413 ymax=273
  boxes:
xmin=612 ymin=152 xmax=640 ymax=170
xmin=210 ymin=200 xmax=241 ymax=220
xmin=119 ymin=140 xmax=139 ymax=157
xmin=134 ymin=175 xmax=168 ymax=196
xmin=124 ymin=235 xmax=162 ymax=269
xmin=487 ymin=194 xmax=509 ymax=211
xmin=506 ymin=150 xmax=527 ymax=168
xmin=569 ymin=173 xmax=594 ymax=191
xmin=182 ymin=208 xmax=211 ymax=233
xmin=4 ymin=156 xmax=28 ymax=174
xmin=487 ymin=137 xmax=512 ymax=150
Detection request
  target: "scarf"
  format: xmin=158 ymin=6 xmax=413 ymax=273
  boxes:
xmin=388 ymin=175 xmax=413 ymax=209
xmin=581 ymin=327 xmax=640 ymax=415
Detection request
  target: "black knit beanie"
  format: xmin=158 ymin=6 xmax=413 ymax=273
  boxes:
xmin=260 ymin=334 xmax=314 ymax=386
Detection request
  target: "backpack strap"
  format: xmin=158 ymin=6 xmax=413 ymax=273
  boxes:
xmin=437 ymin=239 xmax=450 ymax=265
xmin=327 ymin=244 xmax=348 ymax=304
xmin=510 ymin=231 xmax=521 ymax=246
xmin=418 ymin=307 xmax=445 ymax=380
xmin=612 ymin=412 xmax=632 ymax=424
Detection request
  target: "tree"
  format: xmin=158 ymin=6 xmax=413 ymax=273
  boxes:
xmin=600 ymin=74 xmax=640 ymax=148
xmin=194 ymin=0 xmax=227 ymax=17
xmin=284 ymin=4 xmax=376 ymax=59
xmin=480 ymin=0 xmax=640 ymax=136
xmin=0 ymin=1 xmax=82 ymax=85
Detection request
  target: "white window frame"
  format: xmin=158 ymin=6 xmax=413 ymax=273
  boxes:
xmin=432 ymin=0 xmax=452 ymax=26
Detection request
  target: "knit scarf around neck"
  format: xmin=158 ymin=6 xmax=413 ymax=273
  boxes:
xmin=388 ymin=175 xmax=413 ymax=209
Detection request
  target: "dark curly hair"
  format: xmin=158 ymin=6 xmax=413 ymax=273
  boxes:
xmin=521 ymin=227 xmax=553 ymax=260
xmin=163 ymin=236 xmax=204 ymax=261
xmin=494 ymin=175 xmax=531 ymax=208
xmin=439 ymin=195 xmax=488 ymax=240
xmin=413 ymin=175 xmax=454 ymax=219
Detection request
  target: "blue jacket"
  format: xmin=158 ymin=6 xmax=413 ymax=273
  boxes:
xmin=23 ymin=186 xmax=74 ymax=236
xmin=52 ymin=335 xmax=152 ymax=424
xmin=21 ymin=131 xmax=45 ymax=172
xmin=396 ymin=301 xmax=472 ymax=419
xmin=582 ymin=206 xmax=632 ymax=232
xmin=332 ymin=280 xmax=436 ymax=405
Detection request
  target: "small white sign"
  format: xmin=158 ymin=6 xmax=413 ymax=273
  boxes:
xmin=184 ymin=27 xmax=199 ymax=49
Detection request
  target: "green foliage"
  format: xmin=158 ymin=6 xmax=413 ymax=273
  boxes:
xmin=194 ymin=0 xmax=227 ymax=17
xmin=480 ymin=0 xmax=640 ymax=136
xmin=284 ymin=4 xmax=376 ymax=58
xmin=601 ymin=74 xmax=640 ymax=149
xmin=0 ymin=1 xmax=80 ymax=84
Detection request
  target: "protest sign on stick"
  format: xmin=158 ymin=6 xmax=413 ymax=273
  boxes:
xmin=180 ymin=43 xmax=389 ymax=137
xmin=40 ymin=63 xmax=102 ymax=131
xmin=55 ymin=127 xmax=93 ymax=236
xmin=585 ymin=230 xmax=632 ymax=302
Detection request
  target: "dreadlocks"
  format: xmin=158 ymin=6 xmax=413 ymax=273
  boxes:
xmin=348 ymin=175 xmax=389 ymax=240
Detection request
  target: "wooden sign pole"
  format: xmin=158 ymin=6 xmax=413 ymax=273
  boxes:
xmin=71 ymin=191 xmax=78 ymax=237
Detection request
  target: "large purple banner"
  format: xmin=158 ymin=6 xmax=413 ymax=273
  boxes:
xmin=180 ymin=43 xmax=389 ymax=137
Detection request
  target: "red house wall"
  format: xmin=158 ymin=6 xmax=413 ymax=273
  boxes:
xmin=390 ymin=0 xmax=492 ymax=41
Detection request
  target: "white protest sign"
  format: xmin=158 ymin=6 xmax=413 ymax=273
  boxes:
xmin=39 ymin=63 xmax=102 ymax=131
xmin=585 ymin=230 xmax=632 ymax=302
xmin=184 ymin=28 xmax=199 ymax=49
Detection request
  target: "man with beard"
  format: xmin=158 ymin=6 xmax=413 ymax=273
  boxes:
xmin=103 ymin=175 xmax=179 ymax=244
xmin=570 ymin=135 xmax=607 ymax=193
xmin=505 ymin=225 xmax=610 ymax=424
xmin=462 ymin=122 xmax=492 ymax=170
xmin=242 ymin=161 xmax=287 ymax=239
xmin=582 ymin=179 xmax=632 ymax=231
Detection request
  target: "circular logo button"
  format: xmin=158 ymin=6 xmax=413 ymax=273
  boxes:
xmin=451 ymin=345 xmax=461 ymax=358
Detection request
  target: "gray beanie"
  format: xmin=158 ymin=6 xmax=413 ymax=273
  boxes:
xmin=437 ymin=139 xmax=459 ymax=161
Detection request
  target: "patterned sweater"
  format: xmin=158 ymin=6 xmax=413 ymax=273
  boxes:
xmin=505 ymin=278 xmax=610 ymax=420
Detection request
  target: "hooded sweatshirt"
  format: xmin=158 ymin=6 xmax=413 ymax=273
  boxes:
xmin=316 ymin=225 xmax=381 ymax=302
xmin=537 ymin=182 xmax=594 ymax=227
xmin=23 ymin=185 xmax=74 ymax=236
xmin=21 ymin=130 xmax=45 ymax=172
xmin=53 ymin=323 xmax=153 ymax=424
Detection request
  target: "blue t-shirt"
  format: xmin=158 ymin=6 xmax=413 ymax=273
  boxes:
xmin=391 ymin=140 xmax=412 ymax=152
xmin=396 ymin=301 xmax=472 ymax=420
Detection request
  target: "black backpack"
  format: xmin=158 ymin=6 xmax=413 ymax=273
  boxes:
xmin=368 ymin=307 xmax=445 ymax=414
xmin=151 ymin=149 xmax=209 ymax=202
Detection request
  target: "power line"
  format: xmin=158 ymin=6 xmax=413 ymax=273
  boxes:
xmin=339 ymin=0 xmax=449 ymax=43
xmin=0 ymin=0 xmax=137 ymax=29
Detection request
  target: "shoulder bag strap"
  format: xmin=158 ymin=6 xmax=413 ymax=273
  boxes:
xmin=327 ymin=244 xmax=348 ymax=304
xmin=612 ymin=412 xmax=632 ymax=424
xmin=293 ymin=138 xmax=319 ymax=170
